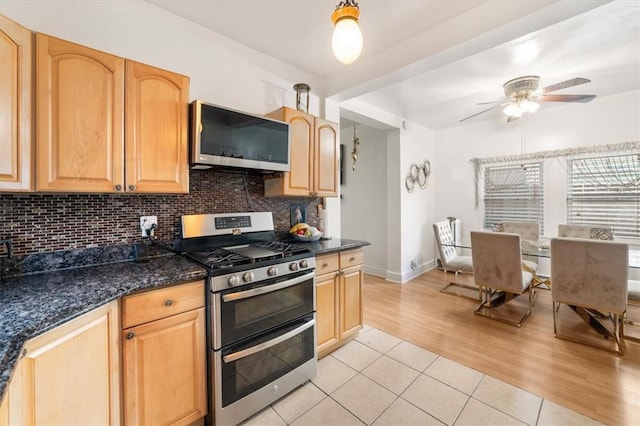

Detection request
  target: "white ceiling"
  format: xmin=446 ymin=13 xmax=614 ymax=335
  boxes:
xmin=148 ymin=0 xmax=640 ymax=130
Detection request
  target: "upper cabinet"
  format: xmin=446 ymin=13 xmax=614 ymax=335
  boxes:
xmin=35 ymin=33 xmax=189 ymax=193
xmin=125 ymin=60 xmax=189 ymax=193
xmin=36 ymin=33 xmax=125 ymax=193
xmin=264 ymin=107 xmax=338 ymax=198
xmin=0 ymin=15 xmax=34 ymax=192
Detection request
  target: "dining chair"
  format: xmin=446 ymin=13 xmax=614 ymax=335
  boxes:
xmin=494 ymin=222 xmax=540 ymax=271
xmin=550 ymin=238 xmax=628 ymax=355
xmin=496 ymin=221 xmax=540 ymax=242
xmin=470 ymin=231 xmax=535 ymax=327
xmin=557 ymin=224 xmax=614 ymax=240
xmin=432 ymin=221 xmax=477 ymax=299
xmin=494 ymin=221 xmax=545 ymax=289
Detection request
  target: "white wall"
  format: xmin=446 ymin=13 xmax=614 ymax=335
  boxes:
xmin=397 ymin=122 xmax=437 ymax=282
xmin=433 ymin=90 xmax=640 ymax=240
xmin=340 ymin=124 xmax=388 ymax=277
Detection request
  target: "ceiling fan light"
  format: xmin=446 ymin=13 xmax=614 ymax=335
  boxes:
xmin=331 ymin=2 xmax=362 ymax=65
xmin=503 ymin=103 xmax=522 ymax=117
xmin=521 ymin=99 xmax=540 ymax=113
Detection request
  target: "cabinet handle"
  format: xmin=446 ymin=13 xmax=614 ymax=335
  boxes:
xmin=126 ymin=332 xmax=135 ymax=340
xmin=164 ymin=299 xmax=174 ymax=307
xmin=114 ymin=184 xmax=123 ymax=191
xmin=349 ymin=257 xmax=355 ymax=262
xmin=322 ymin=263 xmax=329 ymax=267
xmin=128 ymin=184 xmax=136 ymax=191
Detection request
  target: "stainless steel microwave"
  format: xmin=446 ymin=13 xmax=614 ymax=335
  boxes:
xmin=190 ymin=100 xmax=290 ymax=172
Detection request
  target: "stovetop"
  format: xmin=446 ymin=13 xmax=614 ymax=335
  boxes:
xmin=185 ymin=241 xmax=311 ymax=271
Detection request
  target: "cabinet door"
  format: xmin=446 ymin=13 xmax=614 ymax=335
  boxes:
xmin=7 ymin=301 xmax=120 ymax=425
xmin=125 ymin=60 xmax=189 ymax=193
xmin=264 ymin=107 xmax=313 ymax=196
xmin=316 ymin=271 xmax=340 ymax=357
xmin=314 ymin=118 xmax=338 ymax=197
xmin=340 ymin=265 xmax=364 ymax=340
xmin=36 ymin=34 xmax=125 ymax=192
xmin=123 ymin=308 xmax=207 ymax=426
xmin=0 ymin=15 xmax=33 ymax=192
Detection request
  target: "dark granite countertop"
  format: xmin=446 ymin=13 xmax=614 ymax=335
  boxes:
xmin=0 ymin=238 xmax=369 ymax=403
xmin=289 ymin=237 xmax=370 ymax=255
xmin=0 ymin=252 xmax=207 ymax=403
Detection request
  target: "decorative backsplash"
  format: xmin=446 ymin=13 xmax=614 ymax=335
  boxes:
xmin=0 ymin=170 xmax=319 ymax=256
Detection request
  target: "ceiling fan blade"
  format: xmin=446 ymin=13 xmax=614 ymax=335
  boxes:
xmin=476 ymin=99 xmax=505 ymax=105
xmin=538 ymin=94 xmax=596 ymax=103
xmin=459 ymin=103 xmax=504 ymax=122
xmin=542 ymin=78 xmax=590 ymax=93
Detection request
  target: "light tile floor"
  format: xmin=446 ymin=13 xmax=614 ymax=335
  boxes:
xmin=241 ymin=325 xmax=603 ymax=426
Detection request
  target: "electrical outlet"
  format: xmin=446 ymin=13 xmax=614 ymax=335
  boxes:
xmin=140 ymin=216 xmax=158 ymax=237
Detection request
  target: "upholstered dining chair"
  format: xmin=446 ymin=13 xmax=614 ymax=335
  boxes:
xmin=494 ymin=221 xmax=541 ymax=282
xmin=495 ymin=221 xmax=540 ymax=242
xmin=550 ymin=238 xmax=628 ymax=355
xmin=470 ymin=231 xmax=535 ymax=327
xmin=557 ymin=224 xmax=615 ymax=240
xmin=432 ymin=221 xmax=476 ymax=299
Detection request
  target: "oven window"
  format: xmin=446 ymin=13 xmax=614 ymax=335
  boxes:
xmin=220 ymin=316 xmax=315 ymax=408
xmin=219 ymin=272 xmax=314 ymax=346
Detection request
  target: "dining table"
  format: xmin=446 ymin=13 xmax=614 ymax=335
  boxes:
xmin=443 ymin=237 xmax=640 ymax=268
xmin=442 ymin=237 xmax=640 ymax=338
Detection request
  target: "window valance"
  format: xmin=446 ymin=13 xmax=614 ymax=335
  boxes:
xmin=470 ymin=141 xmax=640 ymax=207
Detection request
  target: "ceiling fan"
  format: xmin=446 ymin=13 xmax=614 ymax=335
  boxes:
xmin=460 ymin=75 xmax=596 ymax=123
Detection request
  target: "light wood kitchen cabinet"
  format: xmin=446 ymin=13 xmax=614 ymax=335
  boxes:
xmin=122 ymin=281 xmax=207 ymax=426
xmin=264 ymin=107 xmax=338 ymax=197
xmin=0 ymin=15 xmax=34 ymax=192
xmin=125 ymin=60 xmax=189 ymax=193
xmin=35 ymin=33 xmax=189 ymax=193
xmin=316 ymin=249 xmax=364 ymax=358
xmin=0 ymin=300 xmax=121 ymax=425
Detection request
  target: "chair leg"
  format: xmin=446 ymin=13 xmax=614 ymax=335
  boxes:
xmin=474 ymin=285 xmax=533 ymax=327
xmin=439 ymin=269 xmax=479 ymax=301
xmin=553 ymin=303 xmax=625 ymax=355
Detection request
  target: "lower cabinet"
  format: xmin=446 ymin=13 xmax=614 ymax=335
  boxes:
xmin=316 ymin=249 xmax=364 ymax=358
xmin=0 ymin=300 xmax=120 ymax=425
xmin=121 ymin=280 xmax=207 ymax=426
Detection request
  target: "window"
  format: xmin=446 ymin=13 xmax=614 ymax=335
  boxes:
xmin=567 ymin=154 xmax=640 ymax=240
xmin=483 ymin=162 xmax=543 ymax=232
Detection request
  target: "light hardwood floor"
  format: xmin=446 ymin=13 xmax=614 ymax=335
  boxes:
xmin=363 ymin=270 xmax=640 ymax=425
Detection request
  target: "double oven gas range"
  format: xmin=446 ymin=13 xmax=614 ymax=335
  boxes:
xmin=180 ymin=212 xmax=316 ymax=426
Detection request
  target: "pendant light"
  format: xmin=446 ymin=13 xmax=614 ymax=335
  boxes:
xmin=331 ymin=0 xmax=362 ymax=65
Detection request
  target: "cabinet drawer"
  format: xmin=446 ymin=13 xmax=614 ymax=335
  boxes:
xmin=340 ymin=249 xmax=364 ymax=268
xmin=315 ymin=253 xmax=340 ymax=275
xmin=122 ymin=280 xmax=204 ymax=328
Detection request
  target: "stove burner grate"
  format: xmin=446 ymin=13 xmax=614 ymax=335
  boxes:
xmin=254 ymin=241 xmax=310 ymax=257
xmin=190 ymin=248 xmax=252 ymax=269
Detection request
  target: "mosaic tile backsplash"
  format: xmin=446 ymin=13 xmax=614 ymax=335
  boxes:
xmin=0 ymin=170 xmax=319 ymax=256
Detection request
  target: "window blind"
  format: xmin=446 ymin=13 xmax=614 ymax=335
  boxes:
xmin=483 ymin=162 xmax=544 ymax=232
xmin=567 ymin=154 xmax=640 ymax=240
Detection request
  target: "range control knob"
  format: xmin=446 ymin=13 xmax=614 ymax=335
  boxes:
xmin=289 ymin=262 xmax=299 ymax=271
xmin=228 ymin=275 xmax=240 ymax=287
xmin=243 ymin=271 xmax=254 ymax=283
xmin=267 ymin=266 xmax=278 ymax=276
xmin=299 ymin=259 xmax=309 ymax=269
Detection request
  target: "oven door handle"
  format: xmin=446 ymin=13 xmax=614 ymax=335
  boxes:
xmin=222 ymin=271 xmax=314 ymax=302
xmin=222 ymin=319 xmax=315 ymax=363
